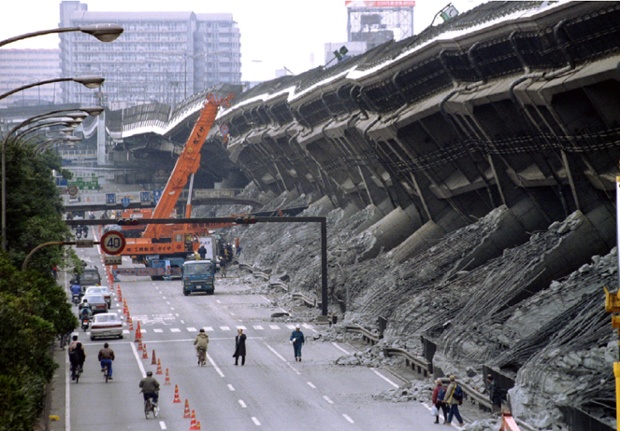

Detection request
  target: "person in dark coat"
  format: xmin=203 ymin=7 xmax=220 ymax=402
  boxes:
xmin=431 ymin=378 xmax=449 ymax=424
xmin=290 ymin=326 xmax=305 ymax=362
xmin=487 ymin=374 xmax=502 ymax=413
xmin=233 ymin=328 xmax=247 ymax=366
xmin=198 ymin=244 xmax=207 ymax=259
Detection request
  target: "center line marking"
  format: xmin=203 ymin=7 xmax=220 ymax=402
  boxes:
xmin=307 ymin=381 xmax=316 ymax=389
xmin=343 ymin=414 xmax=354 ymax=424
xmin=323 ymin=395 xmax=334 ymax=404
xmin=238 ymin=399 xmax=247 ymax=408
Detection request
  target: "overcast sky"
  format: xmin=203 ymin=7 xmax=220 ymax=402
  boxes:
xmin=0 ymin=0 xmax=487 ymax=81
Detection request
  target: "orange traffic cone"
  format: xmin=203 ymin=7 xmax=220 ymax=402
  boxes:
xmin=138 ymin=339 xmax=143 ymax=352
xmin=135 ymin=321 xmax=142 ymax=343
xmin=164 ymin=368 xmax=171 ymax=385
xmin=190 ymin=420 xmax=201 ymax=430
xmin=151 ymin=349 xmax=157 ymax=365
xmin=123 ymin=299 xmax=128 ymax=315
xmin=189 ymin=410 xmax=197 ymax=427
xmin=183 ymin=399 xmax=191 ymax=418
xmin=142 ymin=343 xmax=148 ymax=359
xmin=156 ymin=358 xmax=163 ymax=375
xmin=172 ymin=384 xmax=181 ymax=403
xmin=128 ymin=316 xmax=134 ymax=331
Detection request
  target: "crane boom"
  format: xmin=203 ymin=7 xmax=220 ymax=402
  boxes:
xmin=143 ymin=94 xmax=225 ymax=238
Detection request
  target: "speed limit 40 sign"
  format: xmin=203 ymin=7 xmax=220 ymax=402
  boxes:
xmin=100 ymin=230 xmax=126 ymax=255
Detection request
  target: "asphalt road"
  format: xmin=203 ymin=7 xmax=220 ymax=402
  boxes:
xmin=63 ymin=238 xmax=447 ymax=431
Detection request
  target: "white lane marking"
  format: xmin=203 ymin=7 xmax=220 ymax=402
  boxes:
xmin=207 ymin=353 xmax=225 ymax=378
xmin=302 ymin=323 xmax=318 ymax=333
xmin=170 ymin=328 xmax=181 ymax=333
xmin=371 ymin=367 xmax=399 ymax=388
xmin=162 ymin=296 xmax=167 ymax=300
xmin=166 ymin=301 xmax=170 ymax=305
xmin=323 ymin=395 xmax=334 ymax=404
xmin=343 ymin=414 xmax=354 ymax=424
xmin=228 ymin=384 xmax=235 ymax=391
xmin=170 ymin=307 xmax=175 ymax=311
xmin=204 ymin=326 xmax=214 ymax=331
xmin=176 ymin=313 xmax=180 ymax=317
xmin=187 ymin=327 xmax=197 ymax=332
xmin=130 ymin=341 xmax=147 ymax=376
xmin=264 ymin=342 xmax=300 ymax=375
xmin=307 ymin=381 xmax=316 ymax=389
xmin=269 ymin=325 xmax=280 ymax=330
xmin=253 ymin=325 xmax=264 ymax=330
xmin=220 ymin=326 xmax=230 ymax=331
xmin=216 ymin=300 xmax=221 ymax=304
xmin=153 ymin=329 xmax=163 ymax=333
xmin=238 ymin=399 xmax=247 ymax=408
xmin=123 ymin=329 xmax=130 ymax=334
xmin=159 ymin=421 xmax=167 ymax=429
xmin=251 ymin=417 xmax=261 ymax=426
xmin=285 ymin=324 xmax=296 ymax=330
xmin=332 ymin=342 xmax=350 ymax=355
xmin=236 ymin=325 xmax=247 ymax=330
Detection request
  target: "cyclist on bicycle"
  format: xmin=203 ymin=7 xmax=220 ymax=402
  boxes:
xmin=193 ymin=328 xmax=209 ymax=365
xmin=68 ymin=336 xmax=86 ymax=379
xmin=139 ymin=371 xmax=160 ymax=406
xmin=98 ymin=342 xmax=115 ymax=380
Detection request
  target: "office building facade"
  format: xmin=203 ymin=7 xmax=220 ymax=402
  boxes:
xmin=0 ymin=49 xmax=62 ymax=108
xmin=59 ymin=1 xmax=241 ymax=109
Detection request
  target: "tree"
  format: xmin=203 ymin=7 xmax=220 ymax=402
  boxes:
xmin=4 ymin=143 xmax=72 ymax=271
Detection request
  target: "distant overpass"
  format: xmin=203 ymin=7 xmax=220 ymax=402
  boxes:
xmin=62 ymin=188 xmax=260 ymax=212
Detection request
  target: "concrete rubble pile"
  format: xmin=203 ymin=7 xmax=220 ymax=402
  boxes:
xmin=202 ymin=187 xmax=618 ymax=430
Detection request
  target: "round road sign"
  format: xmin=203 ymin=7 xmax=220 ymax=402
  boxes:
xmin=100 ymin=230 xmax=126 ymax=255
xmin=67 ymin=185 xmax=79 ymax=197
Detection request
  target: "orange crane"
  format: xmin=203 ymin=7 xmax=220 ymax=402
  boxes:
xmin=121 ymin=91 xmax=234 ymax=261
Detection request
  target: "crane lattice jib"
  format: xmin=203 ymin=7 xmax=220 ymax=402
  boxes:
xmin=143 ymin=94 xmax=228 ymax=239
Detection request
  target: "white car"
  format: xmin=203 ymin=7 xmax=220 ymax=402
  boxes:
xmin=84 ymin=285 xmax=112 ymax=308
xmin=90 ymin=312 xmax=124 ymax=340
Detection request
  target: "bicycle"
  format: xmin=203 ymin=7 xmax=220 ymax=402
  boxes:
xmin=197 ymin=347 xmax=207 ymax=366
xmin=70 ymin=363 xmax=82 ymax=383
xmin=144 ymin=395 xmax=159 ymax=419
xmin=102 ymin=363 xmax=111 ymax=383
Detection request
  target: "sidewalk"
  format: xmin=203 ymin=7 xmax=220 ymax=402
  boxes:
xmin=37 ymin=343 xmax=67 ymax=431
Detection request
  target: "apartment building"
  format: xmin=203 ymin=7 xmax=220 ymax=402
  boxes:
xmin=0 ymin=49 xmax=62 ymax=108
xmin=59 ymin=1 xmax=241 ymax=109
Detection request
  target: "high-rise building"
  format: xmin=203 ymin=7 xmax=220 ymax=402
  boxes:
xmin=346 ymin=0 xmax=415 ymax=48
xmin=59 ymin=1 xmax=241 ymax=109
xmin=0 ymin=49 xmax=62 ymax=108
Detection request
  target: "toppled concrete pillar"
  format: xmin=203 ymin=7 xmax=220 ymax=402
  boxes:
xmin=354 ymin=204 xmax=421 ymax=262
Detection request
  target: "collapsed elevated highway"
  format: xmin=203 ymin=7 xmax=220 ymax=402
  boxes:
xmin=208 ymin=2 xmax=619 ymax=429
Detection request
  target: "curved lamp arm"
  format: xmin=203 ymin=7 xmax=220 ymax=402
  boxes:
xmin=0 ymin=76 xmax=104 ymax=101
xmin=0 ymin=23 xmax=123 ymax=48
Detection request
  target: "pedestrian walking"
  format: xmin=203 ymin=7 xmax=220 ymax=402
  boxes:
xmin=431 ymin=378 xmax=449 ymax=424
xmin=233 ymin=328 xmax=247 ymax=366
xmin=487 ymin=374 xmax=502 ymax=413
xmin=198 ymin=244 xmax=207 ymax=259
xmin=445 ymin=375 xmax=464 ymax=426
xmin=290 ymin=325 xmax=305 ymax=362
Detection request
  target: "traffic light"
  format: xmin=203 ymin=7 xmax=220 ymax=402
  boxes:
xmin=235 ymin=215 xmax=257 ymax=225
xmin=116 ymin=218 xmax=140 ymax=226
xmin=604 ymin=287 xmax=620 ymax=329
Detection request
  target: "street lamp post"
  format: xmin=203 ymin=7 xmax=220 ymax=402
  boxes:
xmin=1 ymin=106 xmax=103 ymax=250
xmin=0 ymin=23 xmax=123 ymax=48
xmin=0 ymin=76 xmax=104 ymax=101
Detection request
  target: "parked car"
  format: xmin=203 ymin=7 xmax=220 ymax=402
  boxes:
xmin=79 ymin=293 xmax=108 ymax=315
xmin=84 ymin=285 xmax=112 ymax=308
xmin=90 ymin=312 xmax=124 ymax=340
